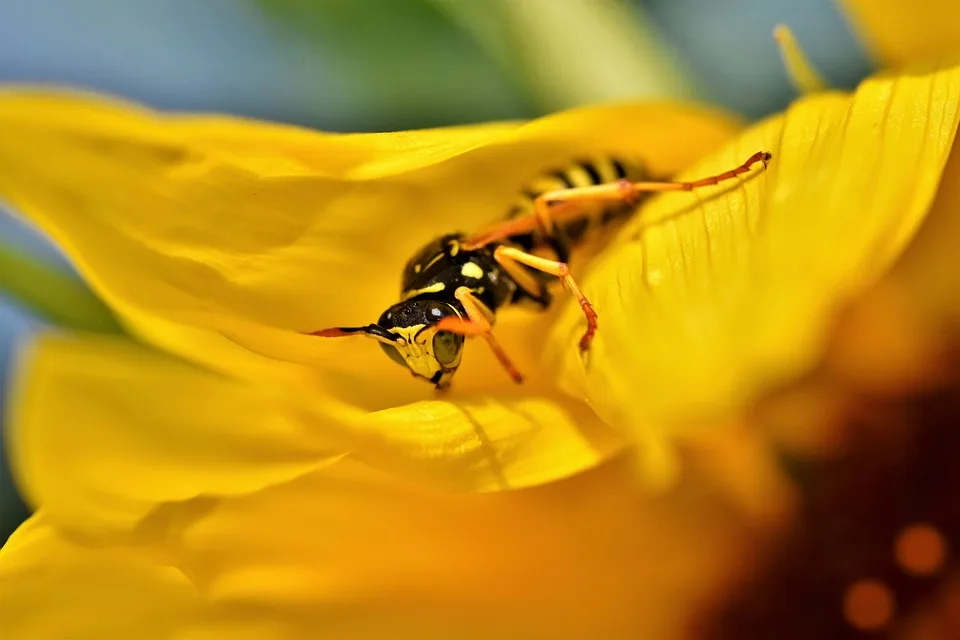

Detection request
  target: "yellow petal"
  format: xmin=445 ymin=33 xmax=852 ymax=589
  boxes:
xmin=548 ymin=60 xmax=960 ymax=442
xmin=0 ymin=514 xmax=197 ymax=639
xmin=8 ymin=331 xmax=625 ymax=536
xmin=0 ymin=88 xmax=738 ymax=384
xmin=885 ymin=117 xmax=960 ymax=323
xmin=172 ymin=454 xmax=750 ymax=638
xmin=840 ymin=0 xmax=960 ymax=66
xmin=7 ymin=333 xmax=344 ymax=534
xmin=360 ymin=391 xmax=622 ymax=491
xmin=1 ymin=455 xmax=756 ymax=638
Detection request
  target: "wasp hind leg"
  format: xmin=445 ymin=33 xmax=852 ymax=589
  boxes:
xmin=494 ymin=246 xmax=554 ymax=309
xmin=494 ymin=245 xmax=597 ymax=352
xmin=434 ymin=286 xmax=524 ymax=384
xmin=464 ymin=150 xmax=771 ymax=250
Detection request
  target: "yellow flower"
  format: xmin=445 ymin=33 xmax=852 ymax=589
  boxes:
xmin=840 ymin=0 xmax=960 ymax=66
xmin=3 ymin=9 xmax=960 ymax=636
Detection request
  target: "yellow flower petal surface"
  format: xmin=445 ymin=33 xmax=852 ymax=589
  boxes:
xmin=841 ymin=0 xmax=960 ymax=66
xmin=0 ymin=455 xmax=752 ymax=639
xmin=0 ymin=515 xmax=197 ymax=639
xmin=0 ymin=88 xmax=738 ymax=383
xmin=891 ymin=122 xmax=960 ymax=323
xmin=548 ymin=61 xmax=960 ymax=439
xmin=8 ymin=332 xmax=625 ymax=537
xmin=7 ymin=333 xmax=344 ymax=534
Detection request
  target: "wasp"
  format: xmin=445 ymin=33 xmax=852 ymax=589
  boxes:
xmin=312 ymin=151 xmax=771 ymax=389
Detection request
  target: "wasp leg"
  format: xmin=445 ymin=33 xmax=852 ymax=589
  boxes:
xmin=494 ymin=246 xmax=598 ymax=352
xmin=464 ymin=150 xmax=771 ymax=250
xmin=308 ymin=324 xmax=398 ymax=345
xmin=434 ymin=286 xmax=524 ymax=384
xmin=492 ymin=247 xmax=550 ymax=303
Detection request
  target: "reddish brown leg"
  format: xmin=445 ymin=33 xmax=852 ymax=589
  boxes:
xmin=464 ymin=151 xmax=771 ymax=250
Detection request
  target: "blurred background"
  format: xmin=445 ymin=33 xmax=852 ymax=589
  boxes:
xmin=0 ymin=0 xmax=874 ymax=540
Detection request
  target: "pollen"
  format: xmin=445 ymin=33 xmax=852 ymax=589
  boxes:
xmin=461 ymin=262 xmax=484 ymax=279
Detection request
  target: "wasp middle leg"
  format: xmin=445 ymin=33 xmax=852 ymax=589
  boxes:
xmin=493 ymin=246 xmax=598 ymax=352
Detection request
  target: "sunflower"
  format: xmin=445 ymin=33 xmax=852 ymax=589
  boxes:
xmin=2 ymin=4 xmax=960 ymax=638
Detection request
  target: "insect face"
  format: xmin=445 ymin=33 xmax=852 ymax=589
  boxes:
xmin=377 ymin=300 xmax=465 ymax=388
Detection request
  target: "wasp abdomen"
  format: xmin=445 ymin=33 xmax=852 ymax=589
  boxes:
xmin=505 ymin=156 xmax=646 ymax=252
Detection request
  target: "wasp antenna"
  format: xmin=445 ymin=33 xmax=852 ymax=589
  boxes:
xmin=308 ymin=324 xmax=398 ymax=345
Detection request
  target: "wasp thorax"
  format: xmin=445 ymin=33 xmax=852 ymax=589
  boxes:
xmin=376 ymin=299 xmax=465 ymax=387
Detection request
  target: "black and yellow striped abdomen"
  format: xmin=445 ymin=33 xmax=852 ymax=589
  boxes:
xmin=504 ymin=155 xmax=648 ymax=258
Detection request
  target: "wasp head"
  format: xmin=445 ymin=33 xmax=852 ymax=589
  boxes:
xmin=376 ymin=299 xmax=465 ymax=389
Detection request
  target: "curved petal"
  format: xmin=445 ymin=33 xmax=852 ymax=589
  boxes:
xmin=0 ymin=88 xmax=739 ymax=383
xmin=7 ymin=333 xmax=347 ymax=534
xmin=840 ymin=0 xmax=960 ymax=66
xmin=1 ymin=454 xmax=759 ymax=638
xmin=7 ymin=332 xmax=624 ymax=535
xmin=358 ymin=391 xmax=622 ymax=492
xmin=171 ymin=454 xmax=752 ymax=639
xmin=891 ymin=121 xmax=960 ymax=324
xmin=547 ymin=60 xmax=960 ymax=439
xmin=0 ymin=514 xmax=197 ymax=639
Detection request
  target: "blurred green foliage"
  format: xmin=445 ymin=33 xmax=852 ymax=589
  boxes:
xmin=257 ymin=0 xmax=694 ymax=126
xmin=0 ymin=244 xmax=122 ymax=334
xmin=257 ymin=0 xmax=534 ymax=128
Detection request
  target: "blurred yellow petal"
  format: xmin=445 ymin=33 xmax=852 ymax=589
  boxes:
xmin=548 ymin=60 xmax=960 ymax=443
xmin=7 ymin=333 xmax=345 ymax=534
xmin=0 ymin=514 xmax=197 ymax=639
xmin=1 ymin=455 xmax=756 ymax=638
xmin=840 ymin=0 xmax=960 ymax=66
xmin=0 ymin=88 xmax=738 ymax=383
xmin=173 ymin=454 xmax=750 ymax=639
xmin=891 ymin=115 xmax=960 ymax=324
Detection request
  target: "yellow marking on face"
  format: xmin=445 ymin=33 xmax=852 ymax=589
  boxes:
xmin=448 ymin=240 xmax=460 ymax=256
xmin=388 ymin=324 xmax=426 ymax=346
xmin=387 ymin=323 xmax=459 ymax=380
xmin=401 ymin=281 xmax=445 ymax=300
xmin=461 ymin=261 xmax=484 ymax=279
xmin=413 ymin=263 xmax=421 ymax=274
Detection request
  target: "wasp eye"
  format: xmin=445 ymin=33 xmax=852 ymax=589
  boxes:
xmin=432 ymin=330 xmax=463 ymax=366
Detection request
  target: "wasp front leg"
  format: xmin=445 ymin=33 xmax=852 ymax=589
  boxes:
xmin=434 ymin=286 xmax=524 ymax=384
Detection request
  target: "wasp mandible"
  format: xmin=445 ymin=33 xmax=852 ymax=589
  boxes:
xmin=311 ymin=151 xmax=771 ymax=389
